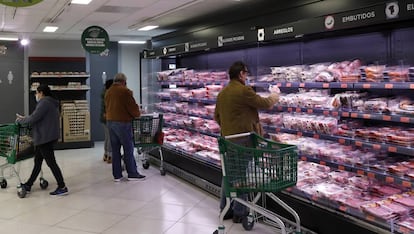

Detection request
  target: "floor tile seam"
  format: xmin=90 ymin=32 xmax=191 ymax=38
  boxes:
xmin=54 ymin=210 xmax=127 ymax=233
xmin=12 ymin=208 xmax=83 ymax=229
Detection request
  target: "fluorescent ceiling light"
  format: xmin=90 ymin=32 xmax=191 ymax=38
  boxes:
xmin=138 ymin=25 xmax=159 ymax=31
xmin=43 ymin=26 xmax=59 ymax=32
xmin=118 ymin=41 xmax=146 ymax=44
xmin=0 ymin=37 xmax=18 ymax=41
xmin=71 ymin=0 xmax=92 ymax=5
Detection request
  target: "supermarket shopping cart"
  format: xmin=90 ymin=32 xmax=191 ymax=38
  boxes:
xmin=215 ymin=132 xmax=301 ymax=234
xmin=0 ymin=123 xmax=48 ymax=198
xmin=132 ymin=113 xmax=165 ymax=175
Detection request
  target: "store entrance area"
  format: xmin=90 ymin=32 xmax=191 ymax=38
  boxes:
xmin=0 ymin=142 xmax=276 ymax=234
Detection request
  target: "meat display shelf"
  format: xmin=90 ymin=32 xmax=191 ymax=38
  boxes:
xmin=159 ymin=96 xmax=216 ymax=105
xmin=284 ymin=188 xmax=400 ymax=234
xmin=155 ymin=108 xmax=213 ymax=120
xmin=353 ymin=82 xmax=414 ymax=90
xmin=264 ymin=126 xmax=414 ymax=156
xmin=162 ymin=143 xmax=220 ymax=168
xmin=159 ymin=81 xmax=227 ymax=87
xmin=251 ymin=81 xmax=414 ymax=90
xmin=301 ymin=155 xmax=414 ymax=189
xmin=164 ymin=122 xmax=219 ymax=138
xmin=271 ymin=106 xmax=414 ymax=124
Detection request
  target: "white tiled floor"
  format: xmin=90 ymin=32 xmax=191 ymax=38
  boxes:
xmin=0 ymin=142 xmax=279 ymax=234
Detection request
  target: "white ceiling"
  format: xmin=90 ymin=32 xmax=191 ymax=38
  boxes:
xmin=0 ymin=0 xmax=261 ymax=42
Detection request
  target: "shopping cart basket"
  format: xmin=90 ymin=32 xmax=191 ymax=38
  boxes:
xmin=215 ymin=132 xmax=301 ymax=234
xmin=0 ymin=123 xmax=48 ymax=198
xmin=132 ymin=113 xmax=165 ymax=175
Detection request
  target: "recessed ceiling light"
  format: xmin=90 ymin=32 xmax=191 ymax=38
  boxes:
xmin=0 ymin=37 xmax=18 ymax=41
xmin=43 ymin=26 xmax=59 ymax=32
xmin=138 ymin=25 xmax=159 ymax=31
xmin=118 ymin=41 xmax=146 ymax=44
xmin=71 ymin=0 xmax=92 ymax=5
xmin=20 ymin=39 xmax=30 ymax=46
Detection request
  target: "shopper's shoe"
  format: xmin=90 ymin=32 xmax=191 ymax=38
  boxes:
xmin=127 ymin=174 xmax=146 ymax=181
xmin=103 ymin=154 xmax=108 ymax=162
xmin=113 ymin=177 xmax=123 ymax=182
xmin=49 ymin=187 xmax=68 ymax=196
xmin=20 ymin=183 xmax=31 ymax=193
xmin=106 ymin=156 xmax=112 ymax=164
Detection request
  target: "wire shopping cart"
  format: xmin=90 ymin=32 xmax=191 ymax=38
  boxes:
xmin=215 ymin=132 xmax=301 ymax=234
xmin=0 ymin=123 xmax=48 ymax=198
xmin=132 ymin=113 xmax=165 ymax=175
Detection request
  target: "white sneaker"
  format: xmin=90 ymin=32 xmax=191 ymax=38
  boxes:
xmin=114 ymin=177 xmax=123 ymax=182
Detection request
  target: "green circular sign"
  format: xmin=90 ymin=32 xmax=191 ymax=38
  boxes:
xmin=81 ymin=26 xmax=110 ymax=54
xmin=0 ymin=0 xmax=43 ymax=7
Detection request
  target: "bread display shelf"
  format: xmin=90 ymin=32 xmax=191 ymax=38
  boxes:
xmin=30 ymin=75 xmax=90 ymax=78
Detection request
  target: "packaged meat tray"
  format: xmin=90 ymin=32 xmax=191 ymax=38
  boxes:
xmin=390 ymin=193 xmax=414 ymax=208
xmin=361 ymin=203 xmax=398 ymax=221
xmin=398 ymin=217 xmax=414 ymax=232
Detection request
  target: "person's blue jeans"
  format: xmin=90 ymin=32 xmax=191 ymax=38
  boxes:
xmin=107 ymin=121 xmax=140 ymax=179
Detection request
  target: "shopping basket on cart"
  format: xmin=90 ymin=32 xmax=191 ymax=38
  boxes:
xmin=0 ymin=123 xmax=48 ymax=198
xmin=215 ymin=132 xmax=301 ymax=234
xmin=132 ymin=113 xmax=165 ymax=175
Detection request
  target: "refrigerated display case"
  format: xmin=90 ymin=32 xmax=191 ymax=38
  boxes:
xmin=140 ymin=17 xmax=414 ymax=234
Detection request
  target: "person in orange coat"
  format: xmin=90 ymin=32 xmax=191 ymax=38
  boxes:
xmin=214 ymin=61 xmax=280 ymax=222
xmin=105 ymin=73 xmax=145 ymax=182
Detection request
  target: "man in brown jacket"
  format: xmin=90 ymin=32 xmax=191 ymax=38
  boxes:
xmin=214 ymin=61 xmax=279 ymax=223
xmin=105 ymin=73 xmax=145 ymax=182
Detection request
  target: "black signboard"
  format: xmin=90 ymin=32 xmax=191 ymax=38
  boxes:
xmin=217 ymin=32 xmax=247 ymax=47
xmin=188 ymin=41 xmax=209 ymax=52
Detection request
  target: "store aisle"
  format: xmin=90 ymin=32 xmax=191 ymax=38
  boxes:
xmin=0 ymin=143 xmax=278 ymax=234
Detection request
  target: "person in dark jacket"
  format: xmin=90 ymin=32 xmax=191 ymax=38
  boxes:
xmin=16 ymin=84 xmax=68 ymax=196
xmin=100 ymin=79 xmax=113 ymax=163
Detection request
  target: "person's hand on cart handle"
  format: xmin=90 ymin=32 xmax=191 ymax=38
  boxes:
xmin=15 ymin=113 xmax=25 ymax=121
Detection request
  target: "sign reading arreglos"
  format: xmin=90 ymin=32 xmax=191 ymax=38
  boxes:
xmin=81 ymin=26 xmax=109 ymax=54
xmin=0 ymin=0 xmax=43 ymax=7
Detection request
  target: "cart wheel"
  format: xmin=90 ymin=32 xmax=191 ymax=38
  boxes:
xmin=0 ymin=179 xmax=7 ymax=189
xmin=40 ymin=178 xmax=48 ymax=189
xmin=17 ymin=187 xmax=27 ymax=198
xmin=160 ymin=168 xmax=166 ymax=176
xmin=242 ymin=215 xmax=254 ymax=231
xmin=143 ymin=162 xmax=150 ymax=169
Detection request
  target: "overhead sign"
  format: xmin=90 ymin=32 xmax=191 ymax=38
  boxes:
xmin=263 ymin=0 xmax=414 ymax=42
xmin=218 ymin=32 xmax=246 ymax=47
xmin=162 ymin=44 xmax=186 ymax=56
xmin=81 ymin=26 xmax=109 ymax=54
xmin=0 ymin=0 xmax=43 ymax=7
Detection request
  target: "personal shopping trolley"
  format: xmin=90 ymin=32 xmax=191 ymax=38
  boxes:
xmin=215 ymin=132 xmax=301 ymax=234
xmin=132 ymin=113 xmax=165 ymax=175
xmin=0 ymin=123 xmax=48 ymax=198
